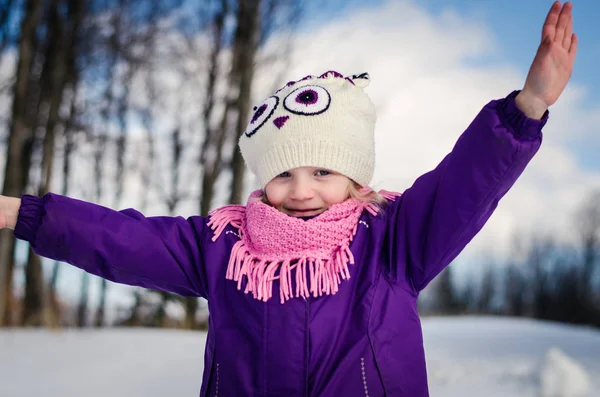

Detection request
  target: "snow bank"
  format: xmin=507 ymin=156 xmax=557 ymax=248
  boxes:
xmin=538 ymin=347 xmax=591 ymax=397
xmin=422 ymin=316 xmax=600 ymax=397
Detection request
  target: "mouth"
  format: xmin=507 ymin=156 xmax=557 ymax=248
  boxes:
xmin=285 ymin=208 xmax=323 ymax=217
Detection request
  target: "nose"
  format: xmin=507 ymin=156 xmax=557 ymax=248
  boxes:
xmin=290 ymin=179 xmax=314 ymax=201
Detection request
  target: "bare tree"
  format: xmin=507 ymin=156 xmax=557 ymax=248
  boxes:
xmin=575 ymin=191 xmax=600 ymax=309
xmin=199 ymin=0 xmax=229 ymax=217
xmin=159 ymin=126 xmax=188 ymax=328
xmin=570 ymin=191 xmax=600 ymax=325
xmin=228 ymin=0 xmax=261 ymax=204
xmin=503 ymin=263 xmax=526 ymax=317
xmin=21 ymin=0 xmax=85 ymax=327
xmin=48 ymin=84 xmax=81 ymax=325
xmin=431 ymin=267 xmax=464 ymax=315
xmin=0 ymin=0 xmax=44 ymax=326
xmin=2 ymin=0 xmax=301 ymax=328
xmin=477 ymin=265 xmax=498 ymax=314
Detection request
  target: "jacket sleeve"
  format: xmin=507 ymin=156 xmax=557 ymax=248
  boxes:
xmin=14 ymin=193 xmax=209 ymax=298
xmin=384 ymin=90 xmax=545 ymax=292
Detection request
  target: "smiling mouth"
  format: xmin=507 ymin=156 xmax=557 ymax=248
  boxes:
xmin=286 ymin=208 xmax=322 ymax=216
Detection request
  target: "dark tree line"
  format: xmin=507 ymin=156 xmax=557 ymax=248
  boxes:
xmin=429 ymin=190 xmax=600 ymax=328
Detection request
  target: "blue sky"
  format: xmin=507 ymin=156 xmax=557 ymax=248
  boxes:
xmin=420 ymin=0 xmax=600 ymax=171
xmin=315 ymin=0 xmax=598 ymax=88
xmin=418 ymin=0 xmax=598 ymax=91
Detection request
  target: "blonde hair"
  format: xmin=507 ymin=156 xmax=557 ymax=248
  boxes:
xmin=260 ymin=180 xmax=388 ymax=213
xmin=347 ymin=181 xmax=388 ymax=208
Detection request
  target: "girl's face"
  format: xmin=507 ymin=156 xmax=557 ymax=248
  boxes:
xmin=264 ymin=167 xmax=351 ymax=217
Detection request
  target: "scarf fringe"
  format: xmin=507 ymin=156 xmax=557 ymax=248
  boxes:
xmin=378 ymin=189 xmax=403 ymax=201
xmin=210 ymin=236 xmax=356 ymax=303
xmin=207 ymin=205 xmax=246 ymax=242
xmin=223 ymin=244 xmax=354 ymax=304
xmin=208 ymin=189 xmax=402 ymax=303
xmin=361 ymin=187 xmax=402 ymax=216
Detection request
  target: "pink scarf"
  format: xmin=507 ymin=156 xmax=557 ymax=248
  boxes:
xmin=208 ymin=189 xmax=400 ymax=303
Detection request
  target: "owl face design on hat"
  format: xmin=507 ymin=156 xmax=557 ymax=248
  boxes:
xmin=244 ymin=71 xmax=369 ymax=137
xmin=238 ymin=71 xmax=376 ymax=187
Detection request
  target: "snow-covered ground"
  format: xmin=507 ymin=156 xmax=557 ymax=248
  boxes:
xmin=1 ymin=316 xmax=598 ymax=397
xmin=423 ymin=317 xmax=598 ymax=397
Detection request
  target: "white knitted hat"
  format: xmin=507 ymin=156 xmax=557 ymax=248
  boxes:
xmin=238 ymin=71 xmax=376 ymax=187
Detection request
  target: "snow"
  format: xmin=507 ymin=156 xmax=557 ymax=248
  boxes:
xmin=539 ymin=348 xmax=590 ymax=397
xmin=422 ymin=317 xmax=598 ymax=397
xmin=1 ymin=316 xmax=598 ymax=397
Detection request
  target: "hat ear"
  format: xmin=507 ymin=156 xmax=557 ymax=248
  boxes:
xmin=351 ymin=72 xmax=370 ymax=88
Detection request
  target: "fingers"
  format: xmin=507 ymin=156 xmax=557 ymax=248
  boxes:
xmin=542 ymin=1 xmax=561 ymax=42
xmin=568 ymin=33 xmax=578 ymax=59
xmin=555 ymin=2 xmax=573 ymax=46
xmin=562 ymin=3 xmax=573 ymax=49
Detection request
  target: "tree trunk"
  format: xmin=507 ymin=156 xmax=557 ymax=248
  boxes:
xmin=94 ymin=279 xmax=106 ymax=327
xmin=0 ymin=0 xmax=43 ymax=326
xmin=22 ymin=0 xmax=83 ymax=327
xmin=46 ymin=0 xmax=84 ymax=327
xmin=95 ymin=1 xmax=132 ymax=328
xmin=228 ymin=0 xmax=260 ymax=205
xmin=77 ymin=272 xmax=89 ymax=327
xmin=432 ymin=267 xmax=462 ymax=315
xmin=199 ymin=0 xmax=227 ymax=217
xmin=48 ymin=83 xmax=79 ymax=325
xmin=23 ymin=0 xmax=63 ymax=327
xmin=183 ymin=296 xmax=198 ymax=330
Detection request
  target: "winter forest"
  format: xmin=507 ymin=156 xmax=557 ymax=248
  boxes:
xmin=0 ymin=0 xmax=598 ymax=333
xmin=0 ymin=0 xmax=302 ymax=328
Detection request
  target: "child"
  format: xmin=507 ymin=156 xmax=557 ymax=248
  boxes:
xmin=0 ymin=2 xmax=577 ymax=396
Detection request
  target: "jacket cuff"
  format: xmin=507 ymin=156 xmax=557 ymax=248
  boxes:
xmin=500 ymin=90 xmax=548 ymax=140
xmin=14 ymin=194 xmax=46 ymax=243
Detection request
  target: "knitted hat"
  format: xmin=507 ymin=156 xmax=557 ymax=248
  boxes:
xmin=238 ymin=70 xmax=376 ymax=187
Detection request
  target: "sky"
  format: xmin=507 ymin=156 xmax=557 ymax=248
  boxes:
xmin=9 ymin=0 xmax=599 ymax=313
xmin=314 ymin=0 xmax=598 ymax=87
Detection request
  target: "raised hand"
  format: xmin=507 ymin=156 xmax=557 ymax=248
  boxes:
xmin=516 ymin=1 xmax=578 ymax=119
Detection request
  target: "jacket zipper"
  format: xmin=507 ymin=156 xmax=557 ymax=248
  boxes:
xmin=304 ymin=296 xmax=310 ymax=397
xmin=361 ymin=358 xmax=369 ymax=397
xmin=214 ymin=362 xmax=220 ymax=396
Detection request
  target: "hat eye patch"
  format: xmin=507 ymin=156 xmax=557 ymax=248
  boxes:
xmin=245 ymin=96 xmax=279 ymax=137
xmin=284 ymin=85 xmax=330 ymax=115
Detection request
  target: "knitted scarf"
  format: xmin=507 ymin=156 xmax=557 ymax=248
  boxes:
xmin=207 ymin=189 xmax=400 ymax=303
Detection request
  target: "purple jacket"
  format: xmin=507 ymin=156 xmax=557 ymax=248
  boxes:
xmin=15 ymin=91 xmax=545 ymax=396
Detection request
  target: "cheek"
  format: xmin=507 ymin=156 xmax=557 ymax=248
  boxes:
xmin=264 ymin=184 xmax=285 ymax=206
xmin=324 ymin=179 xmax=351 ymax=204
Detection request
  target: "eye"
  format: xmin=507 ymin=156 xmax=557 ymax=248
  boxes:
xmin=245 ymin=96 xmax=279 ymax=137
xmin=283 ymin=85 xmax=330 ymax=115
xmin=277 ymin=171 xmax=291 ymax=178
xmin=316 ymin=170 xmax=330 ymax=176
